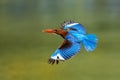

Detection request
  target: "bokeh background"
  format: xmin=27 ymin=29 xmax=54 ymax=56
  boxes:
xmin=0 ymin=0 xmax=120 ymax=80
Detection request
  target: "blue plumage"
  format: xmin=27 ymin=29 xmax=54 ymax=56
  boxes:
xmin=51 ymin=41 xmax=81 ymax=60
xmin=64 ymin=23 xmax=86 ymax=34
xmin=46 ymin=20 xmax=98 ymax=64
xmin=82 ymin=34 xmax=98 ymax=51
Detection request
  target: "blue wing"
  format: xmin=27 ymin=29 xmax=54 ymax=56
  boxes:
xmin=59 ymin=40 xmax=81 ymax=60
xmin=49 ymin=40 xmax=81 ymax=64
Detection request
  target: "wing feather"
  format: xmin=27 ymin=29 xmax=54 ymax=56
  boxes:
xmin=59 ymin=40 xmax=81 ymax=60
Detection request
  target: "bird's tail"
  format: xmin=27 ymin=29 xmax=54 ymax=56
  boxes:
xmin=82 ymin=34 xmax=98 ymax=52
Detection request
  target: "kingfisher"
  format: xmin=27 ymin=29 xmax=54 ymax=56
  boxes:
xmin=43 ymin=20 xmax=98 ymax=64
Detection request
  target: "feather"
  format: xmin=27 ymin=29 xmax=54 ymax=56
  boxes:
xmin=59 ymin=41 xmax=81 ymax=60
xmin=49 ymin=40 xmax=81 ymax=63
xmin=82 ymin=34 xmax=98 ymax=51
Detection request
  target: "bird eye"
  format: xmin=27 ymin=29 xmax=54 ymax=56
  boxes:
xmin=54 ymin=29 xmax=57 ymax=32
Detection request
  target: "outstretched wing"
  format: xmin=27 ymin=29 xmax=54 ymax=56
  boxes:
xmin=48 ymin=40 xmax=81 ymax=64
xmin=59 ymin=40 xmax=81 ymax=60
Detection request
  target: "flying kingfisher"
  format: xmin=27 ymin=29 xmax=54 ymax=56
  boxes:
xmin=43 ymin=20 xmax=98 ymax=64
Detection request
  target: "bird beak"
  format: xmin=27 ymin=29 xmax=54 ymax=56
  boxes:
xmin=42 ymin=29 xmax=56 ymax=34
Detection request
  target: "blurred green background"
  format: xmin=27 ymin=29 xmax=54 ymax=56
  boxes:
xmin=0 ymin=0 xmax=120 ymax=80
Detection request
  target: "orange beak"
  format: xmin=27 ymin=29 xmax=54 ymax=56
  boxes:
xmin=42 ymin=28 xmax=68 ymax=38
xmin=42 ymin=29 xmax=56 ymax=34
